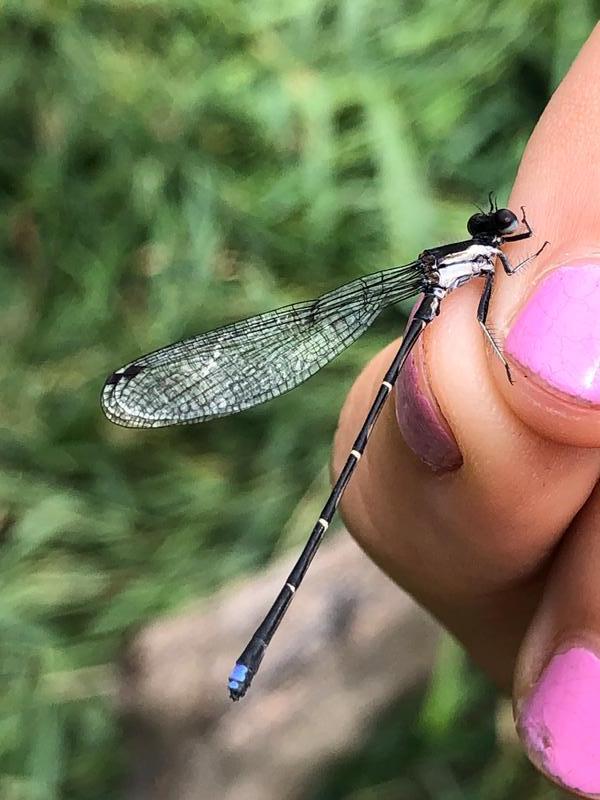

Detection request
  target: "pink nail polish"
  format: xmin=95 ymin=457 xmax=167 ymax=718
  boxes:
xmin=518 ymin=646 xmax=600 ymax=796
xmin=506 ymin=264 xmax=600 ymax=403
xmin=395 ymin=350 xmax=462 ymax=473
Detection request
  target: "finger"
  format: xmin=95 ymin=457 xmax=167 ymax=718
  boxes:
xmin=493 ymin=23 xmax=600 ymax=447
xmin=514 ymin=483 xmax=600 ymax=798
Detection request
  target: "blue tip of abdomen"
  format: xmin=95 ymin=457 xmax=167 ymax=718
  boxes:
xmin=229 ymin=663 xmax=248 ymax=684
xmin=228 ymin=663 xmax=249 ymax=701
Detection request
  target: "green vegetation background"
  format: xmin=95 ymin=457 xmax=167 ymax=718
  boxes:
xmin=1 ymin=2 xmax=596 ymax=798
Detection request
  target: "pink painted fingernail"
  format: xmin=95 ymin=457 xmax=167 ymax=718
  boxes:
xmin=517 ymin=646 xmax=600 ymax=797
xmin=506 ymin=263 xmax=600 ymax=403
xmin=395 ymin=350 xmax=462 ymax=473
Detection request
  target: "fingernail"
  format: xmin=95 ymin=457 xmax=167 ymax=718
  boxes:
xmin=395 ymin=349 xmax=462 ymax=473
xmin=517 ymin=646 xmax=600 ymax=797
xmin=506 ymin=263 xmax=600 ymax=403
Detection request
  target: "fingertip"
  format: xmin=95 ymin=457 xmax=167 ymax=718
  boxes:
xmin=516 ymin=645 xmax=600 ymax=798
xmin=497 ymin=258 xmax=600 ymax=448
xmin=513 ymin=485 xmax=600 ymax=798
xmin=488 ymin=26 xmax=600 ymax=446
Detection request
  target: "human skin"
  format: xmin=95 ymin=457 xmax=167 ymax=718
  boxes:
xmin=333 ymin=24 xmax=600 ymax=798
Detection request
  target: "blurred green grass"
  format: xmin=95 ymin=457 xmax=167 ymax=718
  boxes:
xmin=0 ymin=2 xmax=596 ymax=798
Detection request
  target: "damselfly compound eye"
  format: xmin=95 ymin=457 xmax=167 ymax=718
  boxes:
xmin=467 ymin=212 xmax=489 ymax=236
xmin=494 ymin=208 xmax=518 ymax=235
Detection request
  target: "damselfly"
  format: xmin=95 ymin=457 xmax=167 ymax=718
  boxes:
xmin=101 ymin=198 xmax=547 ymax=700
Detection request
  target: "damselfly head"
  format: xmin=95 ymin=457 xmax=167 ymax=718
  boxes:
xmin=467 ymin=207 xmax=519 ymax=238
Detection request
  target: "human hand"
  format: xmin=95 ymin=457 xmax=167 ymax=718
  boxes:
xmin=334 ymin=24 xmax=600 ymax=798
